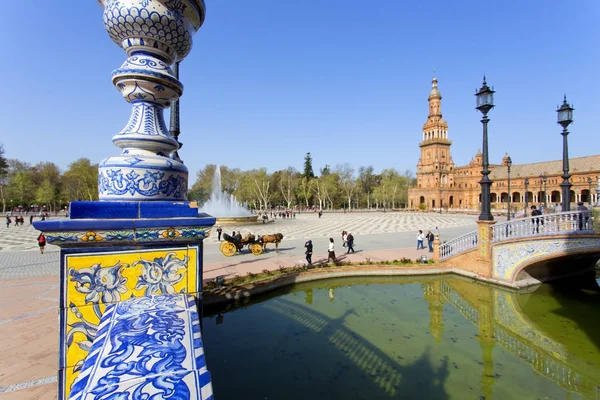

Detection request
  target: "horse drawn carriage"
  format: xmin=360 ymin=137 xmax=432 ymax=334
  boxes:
xmin=219 ymin=232 xmax=284 ymax=257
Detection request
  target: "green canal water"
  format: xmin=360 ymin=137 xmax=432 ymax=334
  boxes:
xmin=202 ymin=275 xmax=600 ymax=400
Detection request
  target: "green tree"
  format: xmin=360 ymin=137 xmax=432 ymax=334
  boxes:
xmin=278 ymin=167 xmax=298 ymax=209
xmin=62 ymin=158 xmax=98 ymax=201
xmin=0 ymin=144 xmax=9 ymax=212
xmin=335 ymin=163 xmax=356 ymax=210
xmin=303 ymin=152 xmax=315 ymax=179
xmin=358 ymin=166 xmax=376 ymax=209
xmin=34 ymin=162 xmax=61 ymax=211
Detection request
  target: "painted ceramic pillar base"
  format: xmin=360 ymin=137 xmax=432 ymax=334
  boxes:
xmin=476 ymin=220 xmax=496 ymax=278
xmin=433 ymin=234 xmax=441 ymax=262
xmin=34 ymin=201 xmax=215 ymax=399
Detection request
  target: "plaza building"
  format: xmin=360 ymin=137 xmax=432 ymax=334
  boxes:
xmin=408 ymin=76 xmax=600 ymax=214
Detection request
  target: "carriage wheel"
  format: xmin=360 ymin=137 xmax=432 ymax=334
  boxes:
xmin=219 ymin=241 xmax=229 ymax=253
xmin=250 ymin=243 xmax=263 ymax=256
xmin=221 ymin=242 xmax=237 ymax=257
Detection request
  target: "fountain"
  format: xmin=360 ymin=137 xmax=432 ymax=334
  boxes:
xmin=199 ymin=166 xmax=259 ymax=224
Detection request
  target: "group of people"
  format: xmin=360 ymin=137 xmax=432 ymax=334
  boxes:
xmin=416 ymin=230 xmax=435 ymax=252
xmin=5 ymin=214 xmax=47 ymax=228
xmin=304 ymin=231 xmax=355 ymax=267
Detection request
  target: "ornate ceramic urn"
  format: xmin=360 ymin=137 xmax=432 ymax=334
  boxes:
xmin=97 ymin=0 xmax=205 ymax=201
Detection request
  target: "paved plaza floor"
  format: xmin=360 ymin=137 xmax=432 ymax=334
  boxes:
xmin=0 ymin=212 xmax=479 ymax=398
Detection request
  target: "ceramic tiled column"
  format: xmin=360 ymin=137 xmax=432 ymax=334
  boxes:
xmin=33 ymin=1 xmax=213 ymax=398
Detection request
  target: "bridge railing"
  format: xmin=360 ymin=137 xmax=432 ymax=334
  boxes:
xmin=491 ymin=210 xmax=594 ymax=243
xmin=440 ymin=230 xmax=479 ymax=260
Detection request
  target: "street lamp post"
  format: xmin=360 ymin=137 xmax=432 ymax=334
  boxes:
xmin=524 ymin=178 xmax=529 ymax=216
xmin=475 ymin=76 xmax=495 ymax=221
xmin=557 ymin=95 xmax=574 ymax=211
xmin=507 ymin=156 xmax=512 ymax=221
xmin=587 ymin=177 xmax=593 ymax=206
xmin=539 ymin=174 xmax=544 ymax=210
xmin=543 ymin=175 xmax=548 ymax=211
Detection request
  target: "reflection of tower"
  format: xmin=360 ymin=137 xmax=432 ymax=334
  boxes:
xmin=422 ymin=281 xmax=445 ymax=343
xmin=305 ymin=289 xmax=313 ymax=305
xmin=478 ymin=296 xmax=495 ymax=399
xmin=329 ymin=288 xmax=335 ymax=303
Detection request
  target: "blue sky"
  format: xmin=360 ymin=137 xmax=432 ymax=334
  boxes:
xmin=2 ymin=0 xmax=599 ymax=181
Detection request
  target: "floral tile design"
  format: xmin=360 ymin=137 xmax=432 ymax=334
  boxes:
xmin=62 ymin=246 xmax=200 ymax=398
xmin=69 ymin=294 xmax=213 ymax=400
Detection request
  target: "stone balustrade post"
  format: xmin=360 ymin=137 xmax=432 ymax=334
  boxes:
xmin=433 ymin=234 xmax=441 ymax=262
xmin=476 ymin=220 xmax=496 ymax=278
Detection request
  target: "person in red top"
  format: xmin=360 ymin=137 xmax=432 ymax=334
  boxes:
xmin=37 ymin=233 xmax=46 ymax=254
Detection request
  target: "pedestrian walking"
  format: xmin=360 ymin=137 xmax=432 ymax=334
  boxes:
xmin=346 ymin=232 xmax=355 ymax=253
xmin=216 ymin=226 xmax=222 ymax=241
xmin=426 ymin=230 xmax=434 ymax=252
xmin=327 ymin=238 xmax=336 ymax=263
xmin=37 ymin=233 xmax=46 ymax=254
xmin=5 ymin=215 xmax=11 ymax=228
xmin=341 ymin=231 xmax=347 ymax=247
xmin=530 ymin=205 xmax=542 ymax=233
xmin=304 ymin=240 xmax=313 ymax=267
xmin=416 ymin=230 xmax=425 ymax=250
xmin=577 ymin=201 xmax=588 ymax=229
xmin=29 ymin=215 xmax=34 ymax=225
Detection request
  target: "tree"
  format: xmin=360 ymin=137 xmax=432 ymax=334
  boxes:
xmin=320 ymin=164 xmax=331 ymax=176
xmin=62 ymin=158 xmax=98 ymax=201
xmin=358 ymin=166 xmax=376 ymax=209
xmin=335 ymin=163 xmax=356 ymax=210
xmin=249 ymin=168 xmax=271 ymax=210
xmin=34 ymin=162 xmax=61 ymax=211
xmin=278 ymin=168 xmax=298 ymax=209
xmin=303 ymin=152 xmax=315 ymax=179
xmin=298 ymin=177 xmax=314 ymax=207
xmin=0 ymin=144 xmax=8 ymax=212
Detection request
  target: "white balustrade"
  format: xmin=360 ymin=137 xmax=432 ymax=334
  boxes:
xmin=492 ymin=210 xmax=594 ymax=243
xmin=440 ymin=230 xmax=479 ymax=260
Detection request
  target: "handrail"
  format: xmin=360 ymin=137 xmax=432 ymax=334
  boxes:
xmin=491 ymin=210 xmax=594 ymax=243
xmin=440 ymin=230 xmax=478 ymax=260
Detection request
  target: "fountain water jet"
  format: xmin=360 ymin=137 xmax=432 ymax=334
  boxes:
xmin=199 ymin=166 xmax=258 ymax=224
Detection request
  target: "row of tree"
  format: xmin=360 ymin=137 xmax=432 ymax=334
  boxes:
xmin=0 ymin=147 xmax=415 ymax=212
xmin=0 ymin=144 xmax=97 ymax=213
xmin=188 ymin=153 xmax=416 ymax=210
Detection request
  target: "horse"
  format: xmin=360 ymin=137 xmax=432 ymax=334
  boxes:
xmin=261 ymin=233 xmax=284 ymax=252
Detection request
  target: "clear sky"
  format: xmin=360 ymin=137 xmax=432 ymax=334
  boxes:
xmin=2 ymin=0 xmax=599 ymax=181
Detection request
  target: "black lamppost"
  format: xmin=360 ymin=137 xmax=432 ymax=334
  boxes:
xmin=506 ymin=156 xmax=512 ymax=221
xmin=539 ymin=174 xmax=544 ymax=210
xmin=557 ymin=95 xmax=574 ymax=211
xmin=543 ymin=175 xmax=548 ymax=211
xmin=587 ymin=177 xmax=593 ymax=206
xmin=169 ymin=61 xmax=183 ymax=162
xmin=524 ymin=178 xmax=529 ymax=216
xmin=475 ymin=76 xmax=495 ymax=221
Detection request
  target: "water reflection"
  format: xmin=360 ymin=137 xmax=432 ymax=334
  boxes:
xmin=203 ymin=276 xmax=600 ymax=399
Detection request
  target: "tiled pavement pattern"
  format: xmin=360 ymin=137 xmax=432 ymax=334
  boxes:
xmin=0 ymin=213 xmax=476 ymax=251
xmin=0 ymin=212 xmax=478 ymax=398
xmin=205 ymin=212 xmax=477 ymax=242
xmin=0 ymin=220 xmax=62 ymax=252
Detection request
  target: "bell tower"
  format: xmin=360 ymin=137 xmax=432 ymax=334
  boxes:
xmin=416 ymin=75 xmax=454 ymax=192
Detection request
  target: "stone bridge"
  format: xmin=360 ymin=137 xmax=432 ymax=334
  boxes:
xmin=433 ymin=210 xmax=600 ymax=287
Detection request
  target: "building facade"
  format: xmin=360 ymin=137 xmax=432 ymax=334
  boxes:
xmin=408 ymin=77 xmax=600 ymax=214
